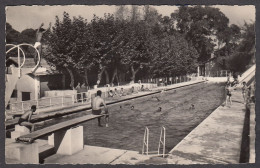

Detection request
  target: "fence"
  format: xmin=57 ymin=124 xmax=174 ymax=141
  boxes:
xmin=6 ymin=92 xmax=90 ymax=114
xmin=139 ymin=74 xmax=196 ymax=85
xmin=206 ymin=70 xmax=231 ymax=77
xmin=6 ymin=75 xmax=194 ymax=115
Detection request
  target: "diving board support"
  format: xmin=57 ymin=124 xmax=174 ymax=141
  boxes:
xmin=10 ymin=114 xmax=104 ymax=163
xmin=53 ymin=125 xmax=84 ymax=155
xmin=5 ymin=140 xmax=39 ymax=164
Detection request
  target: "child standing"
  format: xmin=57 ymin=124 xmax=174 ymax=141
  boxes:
xmin=225 ymin=83 xmax=233 ymax=107
xmin=242 ymin=81 xmax=248 ymax=104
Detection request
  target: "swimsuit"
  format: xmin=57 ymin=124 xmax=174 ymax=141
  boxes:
xmin=18 ymin=118 xmax=28 ymax=126
xmin=92 ymin=109 xmax=109 ymax=117
xmin=242 ymin=86 xmax=246 ymax=93
xmin=227 ymin=90 xmax=232 ymax=97
xmin=34 ymin=42 xmax=41 ymax=48
xmin=92 ymin=109 xmax=102 ymax=115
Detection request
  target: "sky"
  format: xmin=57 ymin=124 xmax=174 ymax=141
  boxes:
xmin=6 ymin=5 xmax=255 ymax=32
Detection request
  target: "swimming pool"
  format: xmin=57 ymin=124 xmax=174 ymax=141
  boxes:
xmin=39 ymin=83 xmax=226 ymax=153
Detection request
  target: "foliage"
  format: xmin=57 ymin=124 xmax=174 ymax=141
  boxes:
xmin=172 ymin=6 xmax=230 ymax=62
xmin=6 ymin=6 xmax=255 ymax=86
xmin=6 ymin=23 xmax=41 ymax=58
xmin=225 ymin=22 xmax=255 ymax=73
xmin=46 ymin=12 xmax=91 ymax=71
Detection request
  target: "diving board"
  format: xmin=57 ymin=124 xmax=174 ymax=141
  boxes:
xmin=16 ymin=114 xmax=104 ymax=143
xmin=7 ymin=114 xmax=105 ymax=163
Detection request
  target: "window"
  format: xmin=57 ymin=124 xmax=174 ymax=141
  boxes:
xmin=22 ymin=92 xmax=31 ymax=101
xmin=11 ymin=90 xmax=17 ymax=98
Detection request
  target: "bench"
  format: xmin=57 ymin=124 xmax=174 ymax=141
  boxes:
xmin=6 ymin=114 xmax=104 ymax=163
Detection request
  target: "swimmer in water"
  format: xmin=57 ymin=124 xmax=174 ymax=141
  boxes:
xmin=189 ymin=104 xmax=195 ymax=110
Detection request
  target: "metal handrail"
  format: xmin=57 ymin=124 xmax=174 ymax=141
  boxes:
xmin=6 ymin=44 xmax=26 ymax=68
xmin=6 ymin=43 xmax=40 ymax=73
xmin=158 ymin=126 xmax=166 ymax=157
xmin=142 ymin=127 xmax=149 ymax=155
xmin=7 ymin=91 xmax=90 ymax=114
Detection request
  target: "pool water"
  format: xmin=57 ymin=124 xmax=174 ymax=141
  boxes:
xmin=39 ymin=83 xmax=226 ymax=153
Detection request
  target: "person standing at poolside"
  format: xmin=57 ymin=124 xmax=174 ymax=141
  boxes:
xmin=242 ymin=81 xmax=248 ymax=103
xmin=91 ymin=90 xmax=109 ymax=127
xmin=225 ymin=83 xmax=233 ymax=107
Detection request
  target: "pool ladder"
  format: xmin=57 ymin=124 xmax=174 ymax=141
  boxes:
xmin=142 ymin=126 xmax=166 ymax=157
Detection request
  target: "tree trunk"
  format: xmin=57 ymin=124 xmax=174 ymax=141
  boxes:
xmin=66 ymin=67 xmax=74 ymax=89
xmin=110 ymin=67 xmax=118 ymax=85
xmin=83 ymin=68 xmax=89 ymax=86
xmin=104 ymin=69 xmax=110 ymax=84
xmin=130 ymin=65 xmax=139 ymax=84
xmin=116 ymin=72 xmax=119 ymax=85
xmin=97 ymin=65 xmax=106 ymax=86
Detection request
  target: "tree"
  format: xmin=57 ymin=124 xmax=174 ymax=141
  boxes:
xmin=149 ymin=31 xmax=199 ymax=77
xmin=45 ymin=12 xmax=92 ymax=89
xmin=226 ymin=22 xmax=255 ymax=73
xmin=118 ymin=19 xmax=151 ymax=83
xmin=6 ymin=23 xmax=21 ymax=44
xmin=90 ymin=13 xmax=127 ymax=85
xmin=114 ymin=5 xmax=130 ymax=21
xmin=6 ymin=23 xmax=38 ymax=59
xmin=172 ymin=6 xmax=230 ymax=62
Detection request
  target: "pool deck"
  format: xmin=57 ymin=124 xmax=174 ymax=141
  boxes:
xmin=44 ymin=145 xmax=156 ymax=164
xmin=167 ymin=85 xmax=249 ymax=164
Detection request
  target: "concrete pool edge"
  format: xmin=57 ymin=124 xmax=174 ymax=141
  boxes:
xmin=167 ymin=87 xmax=248 ymax=164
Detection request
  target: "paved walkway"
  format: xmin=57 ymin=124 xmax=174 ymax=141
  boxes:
xmin=45 ymin=145 xmax=153 ymax=164
xmin=167 ymin=86 xmax=247 ymax=164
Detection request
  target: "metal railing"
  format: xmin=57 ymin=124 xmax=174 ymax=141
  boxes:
xmin=7 ymin=83 xmax=158 ymax=115
xmin=206 ymin=70 xmax=231 ymax=77
xmin=142 ymin=126 xmax=166 ymax=157
xmin=6 ymin=91 xmax=91 ymax=114
xmin=140 ymin=75 xmax=194 ymax=86
xmin=142 ymin=127 xmax=149 ymax=155
xmin=6 ymin=43 xmax=41 ymax=74
xmin=158 ymin=126 xmax=166 ymax=157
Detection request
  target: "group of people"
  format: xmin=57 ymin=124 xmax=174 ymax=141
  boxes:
xmin=16 ymin=84 xmax=154 ymax=132
xmin=225 ymin=80 xmax=249 ymax=107
xmin=17 ymin=90 xmax=110 ymax=132
xmin=107 ymin=85 xmax=151 ymax=98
